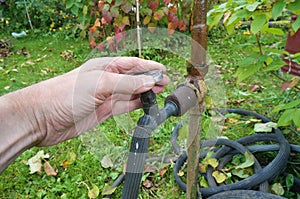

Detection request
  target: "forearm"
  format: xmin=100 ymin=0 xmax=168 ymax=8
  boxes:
xmin=0 ymin=89 xmax=43 ymax=173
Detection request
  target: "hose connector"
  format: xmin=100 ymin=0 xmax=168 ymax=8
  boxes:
xmin=165 ymin=85 xmax=198 ymax=116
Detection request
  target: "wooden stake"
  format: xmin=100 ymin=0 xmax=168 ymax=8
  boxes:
xmin=24 ymin=0 xmax=33 ymax=30
xmin=187 ymin=0 xmax=208 ymax=198
xmin=136 ymin=0 xmax=142 ymax=57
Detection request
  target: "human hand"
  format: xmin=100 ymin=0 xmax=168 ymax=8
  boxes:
xmin=8 ymin=57 xmax=169 ymax=146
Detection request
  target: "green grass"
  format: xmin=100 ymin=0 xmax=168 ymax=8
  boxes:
xmin=0 ymin=28 xmax=300 ymax=198
xmin=0 ymin=33 xmax=89 ymax=95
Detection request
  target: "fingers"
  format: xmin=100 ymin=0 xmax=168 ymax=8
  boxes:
xmin=106 ymin=57 xmax=166 ymax=74
xmin=96 ymin=71 xmax=156 ymax=97
xmin=78 ymin=57 xmax=166 ymax=74
xmin=109 ymin=97 xmax=143 ymax=116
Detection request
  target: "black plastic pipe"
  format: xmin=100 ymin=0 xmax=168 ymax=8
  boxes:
xmin=122 ymin=85 xmax=198 ymax=198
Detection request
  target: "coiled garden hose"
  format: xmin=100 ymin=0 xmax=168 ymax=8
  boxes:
xmin=207 ymin=190 xmax=287 ymax=199
xmin=173 ymin=108 xmax=296 ymax=198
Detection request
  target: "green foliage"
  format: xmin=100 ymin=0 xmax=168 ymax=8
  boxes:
xmin=272 ymin=0 xmax=285 ymax=21
xmin=88 ymin=0 xmax=192 ymax=51
xmin=208 ymin=0 xmax=292 ymax=83
xmin=0 ymin=1 xmax=67 ymax=33
xmin=272 ymin=97 xmax=300 ymax=127
xmin=234 ymin=55 xmax=268 ymax=83
xmin=65 ymin=0 xmax=95 ymax=38
xmin=208 ymin=0 xmax=300 ymax=129
xmin=0 ymin=0 xmax=94 ymax=37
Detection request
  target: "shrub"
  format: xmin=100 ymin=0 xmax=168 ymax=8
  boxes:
xmin=0 ymin=0 xmax=91 ymax=36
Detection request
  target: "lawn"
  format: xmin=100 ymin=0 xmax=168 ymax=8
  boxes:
xmin=0 ymin=28 xmax=299 ymax=199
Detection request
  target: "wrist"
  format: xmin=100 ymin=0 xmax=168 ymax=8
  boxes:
xmin=0 ymin=88 xmax=44 ymax=173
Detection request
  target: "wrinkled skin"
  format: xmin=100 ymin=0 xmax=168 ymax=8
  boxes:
xmin=0 ymin=57 xmax=169 ymax=172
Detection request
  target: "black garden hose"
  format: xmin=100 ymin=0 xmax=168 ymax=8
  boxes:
xmin=174 ymin=108 xmax=291 ymax=198
xmin=207 ymin=190 xmax=287 ymax=199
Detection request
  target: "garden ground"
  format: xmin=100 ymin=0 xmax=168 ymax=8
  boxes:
xmin=0 ymin=28 xmax=299 ymax=198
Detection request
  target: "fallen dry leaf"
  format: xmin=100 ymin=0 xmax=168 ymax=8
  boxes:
xmin=281 ymin=77 xmax=299 ymax=91
xmin=60 ymin=50 xmax=74 ymax=61
xmin=231 ymin=99 xmax=246 ymax=106
xmin=254 ymin=122 xmax=277 ymax=132
xmin=199 ymin=163 xmax=207 ymax=173
xmin=4 ymin=85 xmax=10 ymax=90
xmin=28 ymin=159 xmax=42 ymax=174
xmin=101 ymin=155 xmax=113 ymax=169
xmin=281 ymin=82 xmax=290 ymax=91
xmin=26 ymin=150 xmax=49 ymax=174
xmin=142 ymin=179 xmax=153 ymax=188
xmin=223 ymin=11 xmax=232 ymax=23
xmin=249 ymin=83 xmax=261 ymax=92
xmin=44 ymin=161 xmax=58 ymax=176
xmin=226 ymin=118 xmax=239 ymax=124
xmin=159 ymin=167 xmax=168 ymax=177
xmin=25 ymin=60 xmax=35 ymax=65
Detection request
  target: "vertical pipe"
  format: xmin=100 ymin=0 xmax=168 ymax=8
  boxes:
xmin=136 ymin=0 xmax=142 ymax=57
xmin=187 ymin=0 xmax=208 ymax=198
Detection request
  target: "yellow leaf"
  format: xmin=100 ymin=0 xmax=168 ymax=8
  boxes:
xmin=61 ymin=151 xmax=76 ymax=168
xmin=243 ymin=30 xmax=251 ymax=35
xmin=212 ymin=170 xmax=227 ymax=183
xmin=177 ymin=170 xmax=184 ymax=177
xmin=289 ymin=77 xmax=299 ymax=89
xmin=206 ymin=158 xmax=219 ymax=169
xmin=61 ymin=160 xmax=69 ymax=168
xmin=199 ymin=163 xmax=207 ymax=173
xmin=143 ymin=15 xmax=151 ymax=25
xmin=88 ymin=184 xmax=100 ymax=199
xmin=101 ymin=184 xmax=116 ymax=196
xmin=271 ymin=183 xmax=285 ymax=196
